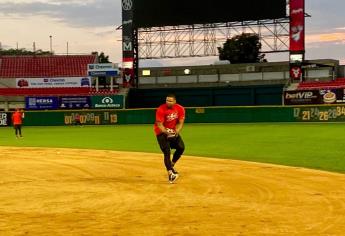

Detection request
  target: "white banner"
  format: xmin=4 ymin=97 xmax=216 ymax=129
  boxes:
xmin=16 ymin=77 xmax=91 ymax=88
xmin=88 ymin=63 xmax=118 ymax=72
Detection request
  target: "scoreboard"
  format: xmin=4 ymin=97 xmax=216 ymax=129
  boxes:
xmin=293 ymin=105 xmax=345 ymax=122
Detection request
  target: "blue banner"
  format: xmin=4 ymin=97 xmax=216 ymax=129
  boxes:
xmin=88 ymin=71 xmax=118 ymax=77
xmin=60 ymin=96 xmax=91 ymax=109
xmin=25 ymin=97 xmax=59 ymax=110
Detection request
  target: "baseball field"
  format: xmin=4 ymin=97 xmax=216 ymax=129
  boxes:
xmin=1 ymin=123 xmax=345 ymax=235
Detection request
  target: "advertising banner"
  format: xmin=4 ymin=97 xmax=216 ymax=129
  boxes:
xmin=60 ymin=96 xmax=91 ymax=109
xmin=290 ymin=0 xmax=305 ymax=52
xmin=25 ymin=97 xmax=59 ymax=110
xmin=88 ymin=71 xmax=118 ymax=77
xmin=284 ymin=90 xmax=321 ymax=105
xmin=290 ymin=66 xmax=303 ymax=81
xmin=16 ymin=77 xmax=91 ymax=88
xmin=0 ymin=112 xmax=9 ymax=126
xmin=284 ymin=88 xmax=345 ymax=105
xmin=122 ymin=0 xmax=135 ymax=87
xmin=87 ymin=64 xmax=119 ymax=77
xmin=90 ymin=95 xmax=124 ymax=109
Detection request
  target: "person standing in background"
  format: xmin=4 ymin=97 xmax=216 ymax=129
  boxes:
xmin=12 ymin=108 xmax=24 ymax=138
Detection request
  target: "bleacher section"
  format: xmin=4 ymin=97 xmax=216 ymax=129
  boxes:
xmin=0 ymin=55 xmax=96 ymax=78
xmin=298 ymin=78 xmax=345 ymax=90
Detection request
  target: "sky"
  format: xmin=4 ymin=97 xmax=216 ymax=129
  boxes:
xmin=0 ymin=0 xmax=344 ymax=66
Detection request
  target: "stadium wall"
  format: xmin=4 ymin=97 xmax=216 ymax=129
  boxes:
xmin=127 ymin=85 xmax=284 ymax=108
xmin=2 ymin=104 xmax=345 ymax=126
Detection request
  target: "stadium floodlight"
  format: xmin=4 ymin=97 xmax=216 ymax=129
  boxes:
xmin=184 ymin=69 xmax=191 ymax=75
xmin=142 ymin=70 xmax=151 ymax=76
xmin=123 ymin=61 xmax=133 ymax=69
xmin=290 ymin=54 xmax=303 ymax=63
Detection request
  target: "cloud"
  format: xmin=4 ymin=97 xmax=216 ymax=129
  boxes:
xmin=335 ymin=27 xmax=345 ymax=31
xmin=0 ymin=0 xmax=122 ymax=28
xmin=306 ymin=32 xmax=345 ymax=44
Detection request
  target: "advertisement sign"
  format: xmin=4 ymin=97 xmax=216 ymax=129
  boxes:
xmin=320 ymin=89 xmax=345 ymax=104
xmin=88 ymin=71 xmax=118 ymax=77
xmin=285 ymin=88 xmax=345 ymax=105
xmin=122 ymin=0 xmax=135 ymax=87
xmin=122 ymin=58 xmax=135 ymax=87
xmin=25 ymin=97 xmax=59 ymax=110
xmin=60 ymin=96 xmax=91 ymax=109
xmin=290 ymin=66 xmax=302 ymax=81
xmin=90 ymin=95 xmax=124 ymax=109
xmin=284 ymin=90 xmax=320 ymax=105
xmin=290 ymin=0 xmax=305 ymax=52
xmin=87 ymin=64 xmax=119 ymax=77
xmin=16 ymin=77 xmax=91 ymax=88
xmin=0 ymin=112 xmax=9 ymax=126
xmin=88 ymin=63 xmax=118 ymax=71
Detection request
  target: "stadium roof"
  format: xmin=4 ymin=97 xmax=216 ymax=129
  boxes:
xmin=0 ymin=55 xmax=97 ymax=78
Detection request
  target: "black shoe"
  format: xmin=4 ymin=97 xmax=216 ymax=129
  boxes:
xmin=168 ymin=171 xmax=179 ymax=184
xmin=171 ymin=167 xmax=179 ymax=175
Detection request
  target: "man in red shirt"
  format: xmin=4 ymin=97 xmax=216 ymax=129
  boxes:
xmin=154 ymin=94 xmax=185 ymax=183
xmin=12 ymin=108 xmax=24 ymax=138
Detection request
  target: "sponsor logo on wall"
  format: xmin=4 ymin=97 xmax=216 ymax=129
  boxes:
xmin=25 ymin=97 xmax=59 ymax=110
xmin=91 ymin=95 xmax=124 ymax=109
xmin=285 ymin=88 xmax=345 ymax=105
xmin=0 ymin=113 xmax=8 ymax=126
xmin=16 ymin=77 xmax=91 ymax=88
xmin=290 ymin=0 xmax=305 ymax=52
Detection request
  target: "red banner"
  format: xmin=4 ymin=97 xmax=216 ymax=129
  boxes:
xmin=122 ymin=57 xmax=135 ymax=88
xmin=290 ymin=66 xmax=302 ymax=80
xmin=290 ymin=0 xmax=305 ymax=52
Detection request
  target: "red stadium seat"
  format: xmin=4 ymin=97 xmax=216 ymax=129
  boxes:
xmin=297 ymin=78 xmax=345 ymax=90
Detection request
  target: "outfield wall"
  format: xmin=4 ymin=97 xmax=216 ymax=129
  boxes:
xmin=2 ymin=104 xmax=345 ymax=126
xmin=128 ymin=85 xmax=284 ymax=108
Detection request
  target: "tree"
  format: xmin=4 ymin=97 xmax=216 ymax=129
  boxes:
xmin=91 ymin=52 xmax=111 ymax=88
xmin=0 ymin=48 xmax=52 ymax=56
xmin=218 ymin=33 xmax=267 ymax=64
xmin=92 ymin=51 xmax=110 ymax=63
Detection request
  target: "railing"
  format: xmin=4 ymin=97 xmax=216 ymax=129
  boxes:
xmin=0 ymin=87 xmax=119 ymax=96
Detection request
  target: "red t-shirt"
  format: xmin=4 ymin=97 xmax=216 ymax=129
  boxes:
xmin=154 ymin=103 xmax=185 ymax=135
xmin=12 ymin=111 xmax=23 ymax=125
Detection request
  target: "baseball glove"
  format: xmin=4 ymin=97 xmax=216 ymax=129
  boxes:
xmin=166 ymin=128 xmax=177 ymax=139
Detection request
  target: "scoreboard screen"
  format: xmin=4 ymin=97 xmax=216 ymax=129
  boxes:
xmin=132 ymin=0 xmax=287 ymax=28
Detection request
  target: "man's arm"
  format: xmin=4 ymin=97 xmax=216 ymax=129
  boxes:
xmin=175 ymin=119 xmax=185 ymax=135
xmin=156 ymin=121 xmax=168 ymax=135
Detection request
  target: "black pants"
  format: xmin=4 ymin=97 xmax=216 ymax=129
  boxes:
xmin=14 ymin=125 xmax=22 ymax=136
xmin=156 ymin=133 xmax=185 ymax=171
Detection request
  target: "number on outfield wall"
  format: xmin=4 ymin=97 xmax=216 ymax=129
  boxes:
xmin=104 ymin=112 xmax=109 ymax=121
xmin=293 ymin=108 xmax=300 ymax=118
xmin=110 ymin=114 xmax=118 ymax=123
xmin=94 ymin=116 xmax=100 ymax=125
xmin=302 ymin=111 xmax=311 ymax=121
xmin=319 ymin=112 xmax=329 ymax=121
xmin=65 ymin=116 xmax=72 ymax=125
xmin=336 ymin=106 xmax=345 ymax=117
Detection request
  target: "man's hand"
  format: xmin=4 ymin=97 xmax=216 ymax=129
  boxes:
xmin=166 ymin=128 xmax=177 ymax=138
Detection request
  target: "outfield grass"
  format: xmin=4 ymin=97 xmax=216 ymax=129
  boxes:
xmin=1 ymin=123 xmax=345 ymax=173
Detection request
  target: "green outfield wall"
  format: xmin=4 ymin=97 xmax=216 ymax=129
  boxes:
xmin=11 ymin=104 xmax=345 ymax=126
xmin=128 ymin=85 xmax=284 ymax=108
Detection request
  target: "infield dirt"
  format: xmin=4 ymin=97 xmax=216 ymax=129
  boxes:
xmin=0 ymin=147 xmax=344 ymax=235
